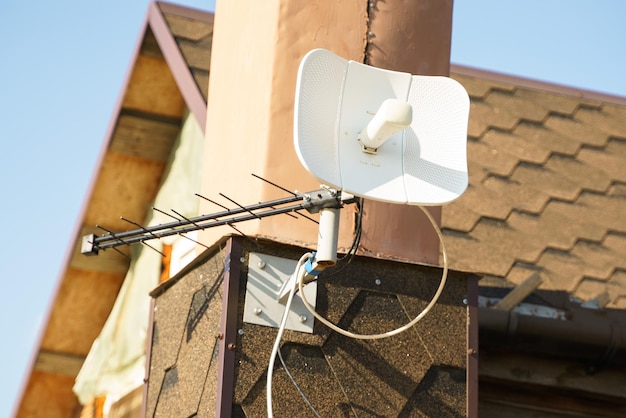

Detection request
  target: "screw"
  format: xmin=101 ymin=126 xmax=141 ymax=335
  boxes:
xmin=237 ymin=329 xmax=244 ymax=336
xmin=375 ymin=279 xmax=382 ymax=286
xmin=240 ymin=257 xmax=245 ymax=263
xmin=299 ymin=315 xmax=307 ymax=323
xmin=462 ymin=298 xmax=468 ymax=305
xmin=257 ymin=260 xmax=266 ymax=269
xmin=253 ymin=307 xmax=262 ymax=315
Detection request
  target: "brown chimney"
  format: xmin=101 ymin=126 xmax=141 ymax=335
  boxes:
xmin=201 ymin=0 xmax=454 ymax=265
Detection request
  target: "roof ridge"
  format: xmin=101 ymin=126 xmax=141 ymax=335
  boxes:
xmin=451 ymin=64 xmax=626 ymax=107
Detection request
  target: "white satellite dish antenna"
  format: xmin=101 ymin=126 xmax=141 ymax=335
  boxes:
xmin=294 ymin=48 xmax=470 ymax=205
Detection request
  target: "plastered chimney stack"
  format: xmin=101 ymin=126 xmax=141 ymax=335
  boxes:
xmin=201 ymin=0 xmax=454 ymax=265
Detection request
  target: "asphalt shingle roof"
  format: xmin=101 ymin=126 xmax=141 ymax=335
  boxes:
xmin=444 ymin=69 xmax=626 ymax=309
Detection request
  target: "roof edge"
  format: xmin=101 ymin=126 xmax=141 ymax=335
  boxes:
xmin=451 ymin=63 xmax=626 ymax=107
xmin=149 ymin=1 xmax=210 ymax=132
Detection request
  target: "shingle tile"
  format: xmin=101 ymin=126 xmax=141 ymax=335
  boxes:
xmin=482 ymin=129 xmax=551 ymax=165
xmin=541 ymin=200 xmax=606 ymax=243
xmin=577 ymin=146 xmax=626 ymax=182
xmin=570 ymin=241 xmax=617 ymax=280
xmin=453 ymin=184 xmax=513 ymax=221
xmin=467 ymin=101 xmax=518 ymax=138
xmin=608 ymin=271 xmax=626 ymax=294
xmin=573 ymin=278 xmax=610 ymax=303
xmin=508 ymin=211 xmax=577 ymax=252
xmin=482 ymin=176 xmax=550 ymax=214
xmin=513 ymin=122 xmax=581 ymax=157
xmin=451 ymin=74 xmax=492 ymax=99
xmin=509 ymin=163 xmax=581 ymax=201
xmin=575 ymin=106 xmax=626 ymax=140
xmin=178 ymin=38 xmax=212 ymax=70
xmin=514 ymin=88 xmax=581 ymax=116
xmin=608 ymin=183 xmax=626 ymax=198
xmin=540 ymin=201 xmax=606 ymax=246
xmin=193 ymin=70 xmax=210 ymax=101
xmin=606 ymin=138 xmax=626 ymax=157
xmin=534 ymin=249 xmax=584 ymax=292
xmin=467 ymin=101 xmax=491 ymax=138
xmin=544 ymin=114 xmax=609 ymax=147
xmin=545 ymin=154 xmax=612 ymax=193
xmin=441 ymin=202 xmax=481 ymax=233
xmin=575 ymin=271 xmax=626 ymax=308
xmin=505 ymin=263 xmax=542 ymax=286
xmin=470 ymin=218 xmax=545 ymax=264
xmin=602 ymin=234 xmax=626 ymax=270
xmin=602 ymin=105 xmax=626 ymax=137
xmin=486 ymin=90 xmax=550 ymax=123
xmin=578 ymin=192 xmax=626 ymax=234
xmin=451 ymin=73 xmax=515 ymax=100
xmin=444 ymin=231 xmax=514 ymax=277
xmin=467 ymin=139 xmax=519 ymax=181
xmin=467 ymin=159 xmax=487 ymax=185
xmin=163 ymin=13 xmax=213 ymax=42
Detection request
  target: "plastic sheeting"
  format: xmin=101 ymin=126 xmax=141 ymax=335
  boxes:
xmin=74 ymin=111 xmax=204 ymax=407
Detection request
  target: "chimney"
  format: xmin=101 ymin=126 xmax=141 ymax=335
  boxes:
xmin=200 ymin=0 xmax=454 ymax=265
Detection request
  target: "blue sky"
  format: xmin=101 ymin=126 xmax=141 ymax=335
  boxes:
xmin=1 ymin=0 xmax=625 ymax=416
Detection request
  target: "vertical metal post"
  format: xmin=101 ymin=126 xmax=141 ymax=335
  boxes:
xmin=216 ymin=237 xmax=242 ymax=418
xmin=141 ymin=297 xmax=156 ymax=418
xmin=466 ymin=274 xmax=480 ymax=418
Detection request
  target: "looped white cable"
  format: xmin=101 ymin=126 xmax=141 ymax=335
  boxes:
xmin=298 ymin=205 xmax=448 ymax=340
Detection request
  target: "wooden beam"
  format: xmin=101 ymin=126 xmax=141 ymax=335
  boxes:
xmin=35 ymin=350 xmax=85 ymax=377
xmin=494 ymin=272 xmax=543 ymax=311
xmin=110 ymin=111 xmax=181 ymax=162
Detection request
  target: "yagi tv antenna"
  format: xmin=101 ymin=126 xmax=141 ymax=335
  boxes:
xmin=294 ymin=48 xmax=470 ymax=205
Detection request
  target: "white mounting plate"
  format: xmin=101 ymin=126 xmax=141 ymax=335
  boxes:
xmin=294 ymin=48 xmax=470 ymax=205
xmin=243 ymin=253 xmax=317 ymax=333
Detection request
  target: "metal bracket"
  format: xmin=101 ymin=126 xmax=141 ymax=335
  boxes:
xmin=243 ymin=253 xmax=317 ymax=333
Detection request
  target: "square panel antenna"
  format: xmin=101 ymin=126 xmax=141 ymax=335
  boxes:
xmin=294 ymin=49 xmax=470 ymax=205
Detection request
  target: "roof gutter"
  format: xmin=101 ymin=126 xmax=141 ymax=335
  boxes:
xmin=479 ymin=307 xmax=625 ymax=368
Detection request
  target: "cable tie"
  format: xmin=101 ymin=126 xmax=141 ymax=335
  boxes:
xmin=304 ymin=252 xmax=323 ymax=276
